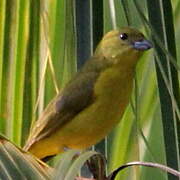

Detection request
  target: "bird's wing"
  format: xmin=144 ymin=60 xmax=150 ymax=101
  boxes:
xmin=24 ymin=71 xmax=99 ymax=150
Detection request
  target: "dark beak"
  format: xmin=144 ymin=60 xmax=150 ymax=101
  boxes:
xmin=133 ymin=39 xmax=152 ymax=51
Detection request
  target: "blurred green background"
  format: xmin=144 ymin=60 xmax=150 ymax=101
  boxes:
xmin=0 ymin=0 xmax=179 ymax=179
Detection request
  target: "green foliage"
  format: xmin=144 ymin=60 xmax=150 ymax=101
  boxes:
xmin=0 ymin=0 xmax=179 ymax=179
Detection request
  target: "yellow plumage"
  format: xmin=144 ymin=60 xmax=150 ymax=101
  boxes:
xmin=24 ymin=27 xmax=152 ymax=160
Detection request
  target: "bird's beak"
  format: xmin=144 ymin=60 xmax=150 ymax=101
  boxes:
xmin=133 ymin=39 xmax=152 ymax=51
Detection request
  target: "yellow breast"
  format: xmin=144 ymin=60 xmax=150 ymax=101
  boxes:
xmin=54 ymin=65 xmax=134 ymax=149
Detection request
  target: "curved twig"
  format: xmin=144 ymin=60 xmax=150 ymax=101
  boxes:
xmin=108 ymin=161 xmax=180 ymax=180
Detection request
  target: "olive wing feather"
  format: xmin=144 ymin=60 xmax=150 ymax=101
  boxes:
xmin=24 ymin=71 xmax=99 ymax=150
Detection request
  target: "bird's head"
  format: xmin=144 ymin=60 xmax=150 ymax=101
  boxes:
xmin=95 ymin=27 xmax=152 ymax=68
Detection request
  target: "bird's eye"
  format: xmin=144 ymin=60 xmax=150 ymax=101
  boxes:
xmin=120 ymin=33 xmax=128 ymax=40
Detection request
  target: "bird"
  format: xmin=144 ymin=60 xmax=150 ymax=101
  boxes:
xmin=24 ymin=27 xmax=152 ymax=160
